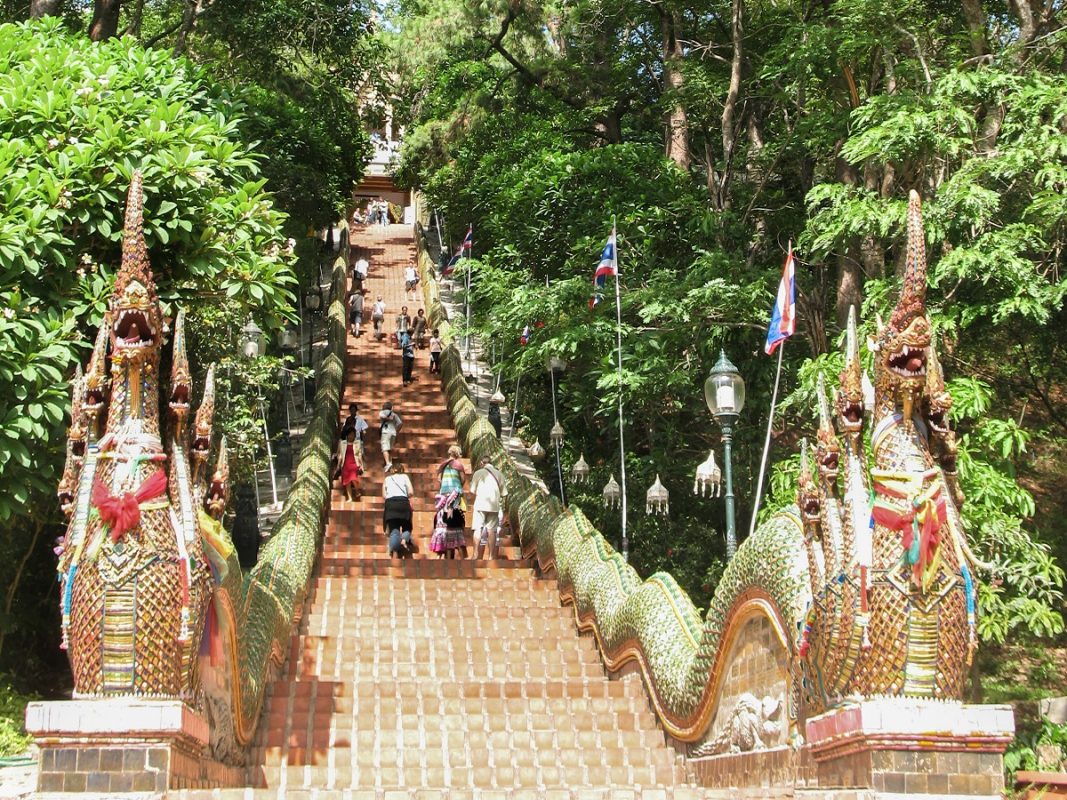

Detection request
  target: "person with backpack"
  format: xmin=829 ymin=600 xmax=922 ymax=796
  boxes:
xmin=470 ymin=455 xmax=508 ymax=560
xmin=378 ymin=401 xmax=402 ymax=471
xmin=348 ymin=290 xmax=364 ymax=337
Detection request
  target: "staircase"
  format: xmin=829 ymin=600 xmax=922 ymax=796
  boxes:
xmin=180 ymin=223 xmax=705 ymax=799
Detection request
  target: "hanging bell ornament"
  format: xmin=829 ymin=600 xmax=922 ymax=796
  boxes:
xmin=571 ymin=453 xmax=590 ymax=483
xmin=646 ymin=474 xmax=670 ymax=516
xmin=602 ymin=474 xmax=622 ymax=509
xmin=527 ymin=440 xmax=546 ymax=460
xmin=693 ymin=451 xmax=722 ymax=497
xmin=549 ymin=421 xmax=565 ymax=447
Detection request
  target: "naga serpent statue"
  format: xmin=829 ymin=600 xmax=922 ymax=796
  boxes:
xmin=55 ymin=172 xmax=230 ymax=699
xmin=795 ymin=198 xmax=977 ymax=712
xmin=438 ymin=190 xmax=984 ymax=753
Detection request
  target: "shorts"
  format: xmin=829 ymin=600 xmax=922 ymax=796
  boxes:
xmin=405 ymin=280 xmax=418 ymax=291
xmin=349 ymin=310 xmax=362 ymax=326
xmin=472 ymin=509 xmax=499 ymax=545
xmin=381 ymin=431 xmax=395 ymax=452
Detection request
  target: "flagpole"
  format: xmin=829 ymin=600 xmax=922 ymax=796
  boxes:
xmin=748 ymin=341 xmax=784 ymax=538
xmin=611 ymin=216 xmax=629 ymax=562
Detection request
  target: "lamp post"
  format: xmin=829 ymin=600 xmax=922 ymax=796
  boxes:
xmin=545 ymin=355 xmax=568 ymax=505
xmin=704 ymin=350 xmax=746 ymax=560
xmin=241 ymin=317 xmax=265 ymax=360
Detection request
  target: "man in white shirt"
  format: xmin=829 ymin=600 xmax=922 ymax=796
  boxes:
xmin=404 ymin=263 xmax=419 ymax=297
xmin=470 ymin=456 xmax=507 ymax=560
xmin=352 ymin=257 xmax=369 ymax=292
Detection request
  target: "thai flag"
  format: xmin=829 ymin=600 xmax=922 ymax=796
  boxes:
xmin=459 ymin=225 xmax=473 ymax=253
xmin=764 ymin=246 xmax=797 ymax=355
xmin=590 ymin=230 xmax=617 ymax=308
xmin=441 ymin=251 xmax=460 ymax=277
xmin=519 ymin=325 xmax=531 ymax=346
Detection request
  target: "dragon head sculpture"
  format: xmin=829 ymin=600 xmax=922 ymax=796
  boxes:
xmin=56 ymin=171 xmax=226 ymax=698
xmin=109 ymin=173 xmax=162 ymax=360
xmin=815 ymin=374 xmax=841 ymax=483
xmin=797 ymin=439 xmax=822 ymax=528
xmin=205 ymin=436 xmax=230 ymax=520
xmin=82 ymin=321 xmax=110 ymax=434
xmin=169 ymin=309 xmax=193 ymax=438
xmin=191 ymin=364 xmax=216 ymax=483
xmin=871 ymin=191 xmax=932 ymax=420
xmin=836 ymin=306 xmax=865 ymax=439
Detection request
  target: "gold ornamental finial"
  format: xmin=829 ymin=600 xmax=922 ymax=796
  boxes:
xmin=889 ymin=190 xmax=928 ymax=332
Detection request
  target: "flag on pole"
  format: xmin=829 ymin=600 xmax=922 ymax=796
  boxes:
xmin=441 ymin=226 xmax=473 ymax=277
xmin=519 ymin=325 xmax=531 ymax=346
xmin=764 ymin=246 xmax=797 ymax=355
xmin=590 ymin=230 xmax=618 ymax=308
xmin=441 ymin=251 xmax=461 ymax=276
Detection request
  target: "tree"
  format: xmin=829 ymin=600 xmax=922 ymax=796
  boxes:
xmin=386 ymin=0 xmax=1067 ymax=635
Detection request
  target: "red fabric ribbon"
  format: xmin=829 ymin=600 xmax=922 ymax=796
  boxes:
xmin=872 ymin=487 xmax=947 ymax=586
xmin=92 ymin=470 xmax=169 ymax=542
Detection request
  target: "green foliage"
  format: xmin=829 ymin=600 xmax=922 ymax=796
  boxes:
xmin=0 ymin=675 xmax=35 ymax=756
xmin=1004 ymin=718 xmax=1067 ymax=777
xmin=0 ymin=18 xmax=296 ymax=530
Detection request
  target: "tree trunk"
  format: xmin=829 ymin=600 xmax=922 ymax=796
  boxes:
xmin=718 ymin=0 xmax=744 ymax=209
xmin=30 ymin=0 xmax=63 ymax=17
xmin=89 ymin=0 xmax=123 ymax=41
xmin=124 ymin=0 xmax=146 ymax=36
xmin=835 ymin=156 xmax=864 ymax=328
xmin=173 ymin=0 xmax=199 ymax=55
xmin=662 ymin=10 xmax=689 ymax=169
xmin=960 ymin=0 xmax=990 ymax=57
xmin=0 ymin=520 xmax=43 ymax=662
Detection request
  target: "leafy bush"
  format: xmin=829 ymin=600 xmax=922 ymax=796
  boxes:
xmin=0 ymin=18 xmax=296 ymax=525
xmin=0 ymin=676 xmax=35 ymax=757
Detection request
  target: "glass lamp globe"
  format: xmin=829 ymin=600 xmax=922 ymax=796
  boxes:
xmin=704 ymin=350 xmax=746 ymax=419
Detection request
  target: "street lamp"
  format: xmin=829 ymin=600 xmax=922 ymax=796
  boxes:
xmin=704 ymin=349 xmax=746 ymax=560
xmin=242 ymin=317 xmax=265 ymax=359
xmin=545 ymin=354 xmax=568 ymax=505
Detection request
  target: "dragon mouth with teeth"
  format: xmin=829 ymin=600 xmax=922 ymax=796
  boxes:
xmin=838 ymin=398 xmax=864 ymax=432
xmin=887 ymin=343 xmax=928 ymax=381
xmin=114 ymin=307 xmax=157 ymax=350
xmin=926 ymin=407 xmax=950 ymax=435
xmin=170 ymin=384 xmax=191 ymax=413
xmin=818 ymin=448 xmax=840 ymax=476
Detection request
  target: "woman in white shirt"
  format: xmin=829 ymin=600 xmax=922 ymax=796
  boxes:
xmin=383 ymin=462 xmax=414 ymax=558
xmin=372 ymin=296 xmax=386 ymax=340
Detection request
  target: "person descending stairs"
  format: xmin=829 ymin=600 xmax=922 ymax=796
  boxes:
xmin=179 ymin=222 xmax=707 ymax=799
